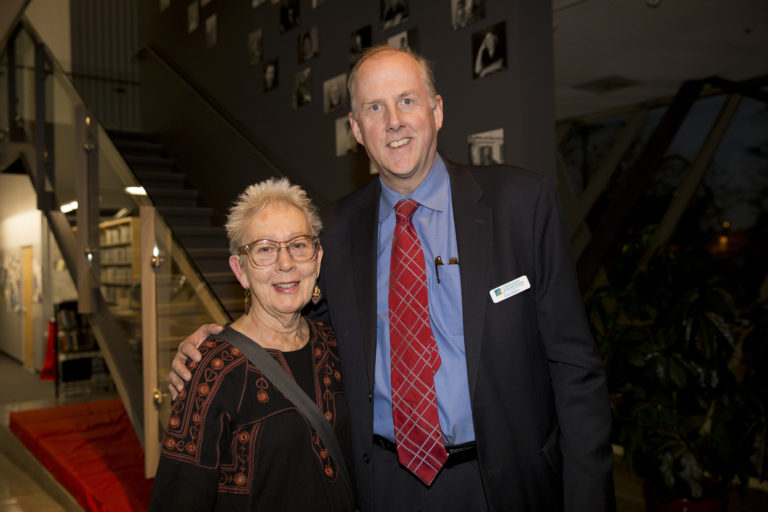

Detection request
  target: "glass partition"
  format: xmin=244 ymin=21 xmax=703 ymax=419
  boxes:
xmin=1 ymin=19 xmax=230 ymax=460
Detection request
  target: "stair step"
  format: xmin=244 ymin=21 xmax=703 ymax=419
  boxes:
xmin=148 ymin=188 xmax=199 ymax=207
xmin=186 ymin=247 xmax=232 ymax=273
xmin=135 ymin=170 xmax=186 ymax=189
xmin=158 ymin=206 xmax=213 ymax=227
xmin=124 ymin=154 xmax=174 ymax=171
xmin=173 ymin=226 xmax=228 ymax=249
xmin=107 ymin=130 xmax=156 ymax=143
xmin=113 ymin=140 xmax=166 ymax=157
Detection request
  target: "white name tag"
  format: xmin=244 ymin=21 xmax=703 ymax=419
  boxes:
xmin=489 ymin=275 xmax=530 ymax=303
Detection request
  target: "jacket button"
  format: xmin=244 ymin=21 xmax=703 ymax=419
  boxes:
xmin=362 ymin=453 xmax=370 ymax=464
xmin=368 ymin=393 xmax=372 ymax=402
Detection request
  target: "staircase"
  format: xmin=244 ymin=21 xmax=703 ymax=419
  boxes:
xmin=108 ymin=130 xmax=241 ymax=319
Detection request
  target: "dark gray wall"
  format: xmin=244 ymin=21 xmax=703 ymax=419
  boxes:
xmin=71 ymin=0 xmax=141 ymax=130
xmin=137 ymin=0 xmax=555 ymax=218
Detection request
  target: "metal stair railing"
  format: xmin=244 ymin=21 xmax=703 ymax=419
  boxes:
xmin=0 ymin=16 xmax=230 ymax=468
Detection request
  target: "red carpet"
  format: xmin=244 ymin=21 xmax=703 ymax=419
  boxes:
xmin=9 ymin=398 xmax=154 ymax=512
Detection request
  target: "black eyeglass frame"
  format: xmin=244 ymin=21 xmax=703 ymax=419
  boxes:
xmin=237 ymin=235 xmax=320 ymax=268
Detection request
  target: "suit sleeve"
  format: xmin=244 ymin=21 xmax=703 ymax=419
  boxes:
xmin=532 ymin=182 xmax=616 ymax=512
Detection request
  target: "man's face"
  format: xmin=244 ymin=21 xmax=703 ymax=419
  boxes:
xmin=349 ymin=51 xmax=443 ymax=196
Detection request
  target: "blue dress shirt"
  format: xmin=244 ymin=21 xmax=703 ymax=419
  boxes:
xmin=374 ymin=155 xmax=476 ymax=445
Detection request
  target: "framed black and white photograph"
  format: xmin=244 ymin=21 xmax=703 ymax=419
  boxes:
xmin=263 ymin=59 xmax=278 ymax=91
xmin=348 ymin=25 xmax=371 ymax=68
xmin=468 ymin=128 xmax=504 ymax=165
xmin=387 ymin=28 xmax=418 ymax=52
xmin=323 ymin=73 xmax=347 ymax=114
xmin=187 ymin=1 xmax=199 ymax=33
xmin=298 ymin=26 xmax=319 ymax=63
xmin=280 ymin=0 xmax=301 ymax=34
xmin=252 ymin=0 xmax=266 ymax=7
xmin=451 ymin=0 xmax=484 ymax=30
xmin=204 ymin=13 xmax=217 ymax=48
xmin=201 ymin=0 xmax=211 ymax=6
xmin=160 ymin=0 xmax=170 ymax=12
xmin=335 ymin=116 xmax=358 ymax=156
xmin=312 ymin=0 xmax=327 ymax=7
xmin=293 ymin=68 xmax=312 ymax=108
xmin=381 ymin=0 xmax=409 ymax=30
xmin=472 ymin=22 xmax=506 ymax=79
xmin=248 ymin=28 xmax=263 ymax=66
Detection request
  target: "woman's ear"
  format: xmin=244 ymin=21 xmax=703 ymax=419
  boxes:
xmin=229 ymin=255 xmax=250 ymax=289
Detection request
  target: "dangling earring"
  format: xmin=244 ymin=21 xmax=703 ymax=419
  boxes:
xmin=311 ymin=283 xmax=321 ymax=304
xmin=244 ymin=288 xmax=251 ymax=314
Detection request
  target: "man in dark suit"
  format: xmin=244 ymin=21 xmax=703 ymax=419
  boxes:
xmin=171 ymin=45 xmax=615 ymax=511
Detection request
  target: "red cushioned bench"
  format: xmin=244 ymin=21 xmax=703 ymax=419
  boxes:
xmin=9 ymin=398 xmax=154 ymax=512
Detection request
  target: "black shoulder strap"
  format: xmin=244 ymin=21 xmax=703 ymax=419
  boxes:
xmin=216 ymin=326 xmax=354 ymax=494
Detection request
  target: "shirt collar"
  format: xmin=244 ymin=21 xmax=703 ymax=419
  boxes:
xmin=378 ymin=154 xmax=450 ymax=222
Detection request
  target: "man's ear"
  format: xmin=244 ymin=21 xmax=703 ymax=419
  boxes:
xmin=349 ymin=112 xmax=364 ymax=145
xmin=433 ymin=94 xmax=444 ymax=131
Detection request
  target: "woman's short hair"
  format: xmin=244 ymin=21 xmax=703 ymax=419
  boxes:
xmin=225 ymin=177 xmax=322 ymax=255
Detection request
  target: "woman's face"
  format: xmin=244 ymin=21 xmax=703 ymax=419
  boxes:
xmin=229 ymin=202 xmax=322 ymax=321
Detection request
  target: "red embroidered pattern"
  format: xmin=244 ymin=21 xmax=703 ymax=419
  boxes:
xmin=159 ymin=320 xmax=345 ymax=497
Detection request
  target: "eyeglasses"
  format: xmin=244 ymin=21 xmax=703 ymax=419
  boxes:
xmin=238 ymin=235 xmax=319 ymax=268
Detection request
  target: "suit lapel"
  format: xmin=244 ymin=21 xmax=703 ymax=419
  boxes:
xmin=349 ymin=180 xmax=380 ymax=389
xmin=448 ymin=163 xmax=492 ymax=396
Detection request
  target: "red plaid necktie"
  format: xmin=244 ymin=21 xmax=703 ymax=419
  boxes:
xmin=389 ymin=199 xmax=448 ymax=485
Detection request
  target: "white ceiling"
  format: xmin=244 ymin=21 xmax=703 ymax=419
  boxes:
xmin=552 ymin=0 xmax=768 ymax=120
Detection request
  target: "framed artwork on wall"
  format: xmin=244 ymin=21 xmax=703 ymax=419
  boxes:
xmin=381 ymin=0 xmax=409 ymax=30
xmin=335 ymin=116 xmax=358 ymax=156
xmin=280 ymin=0 xmax=301 ymax=33
xmin=387 ymin=28 xmax=418 ymax=52
xmin=249 ymin=28 xmax=263 ymax=66
xmin=451 ymin=0 xmax=484 ymax=30
xmin=298 ymin=26 xmax=319 ymax=63
xmin=205 ymin=14 xmax=217 ymax=48
xmin=263 ymin=59 xmax=278 ymax=91
xmin=468 ymin=128 xmax=504 ymax=165
xmin=472 ymin=22 xmax=506 ymax=79
xmin=293 ymin=68 xmax=312 ymax=108
xmin=323 ymin=73 xmax=347 ymax=114
xmin=187 ymin=1 xmax=199 ymax=33
xmin=349 ymin=25 xmax=371 ymax=68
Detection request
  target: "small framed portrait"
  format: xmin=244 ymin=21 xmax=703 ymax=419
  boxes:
xmin=201 ymin=0 xmax=211 ymax=6
xmin=248 ymin=28 xmax=263 ymax=65
xmin=451 ymin=0 xmax=484 ymax=30
xmin=204 ymin=13 xmax=217 ymax=48
xmin=468 ymin=128 xmax=504 ymax=166
xmin=386 ymin=28 xmax=418 ymax=52
xmin=293 ymin=68 xmax=312 ymax=108
xmin=252 ymin=0 xmax=266 ymax=6
xmin=298 ymin=26 xmax=319 ymax=63
xmin=323 ymin=73 xmax=347 ymax=114
xmin=160 ymin=0 xmax=170 ymax=12
xmin=187 ymin=1 xmax=199 ymax=33
xmin=348 ymin=25 xmax=371 ymax=68
xmin=381 ymin=0 xmax=409 ymax=30
xmin=263 ymin=59 xmax=278 ymax=91
xmin=472 ymin=22 xmax=506 ymax=79
xmin=335 ymin=116 xmax=358 ymax=156
xmin=312 ymin=0 xmax=327 ymax=6
xmin=280 ymin=0 xmax=301 ymax=34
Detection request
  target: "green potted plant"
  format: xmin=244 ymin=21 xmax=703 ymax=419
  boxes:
xmin=587 ymin=245 xmax=767 ymax=511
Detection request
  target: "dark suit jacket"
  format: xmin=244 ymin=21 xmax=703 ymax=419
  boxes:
xmin=315 ymin=159 xmax=615 ymax=512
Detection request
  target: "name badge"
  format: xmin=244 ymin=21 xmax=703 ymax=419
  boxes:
xmin=489 ymin=275 xmax=530 ymax=303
